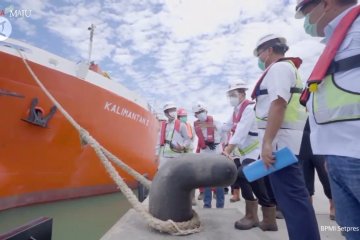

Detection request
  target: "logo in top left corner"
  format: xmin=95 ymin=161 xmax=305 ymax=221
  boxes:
xmin=0 ymin=16 xmax=12 ymax=41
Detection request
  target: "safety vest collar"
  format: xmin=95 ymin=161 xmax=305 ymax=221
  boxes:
xmin=251 ymin=57 xmax=302 ymax=100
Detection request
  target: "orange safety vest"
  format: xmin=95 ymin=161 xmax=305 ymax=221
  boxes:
xmin=194 ymin=116 xmax=215 ymax=152
xmin=185 ymin=122 xmax=193 ymax=139
xmin=300 ymin=5 xmax=360 ymax=106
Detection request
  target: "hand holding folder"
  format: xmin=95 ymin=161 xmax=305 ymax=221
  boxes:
xmin=243 ymin=147 xmax=298 ymax=182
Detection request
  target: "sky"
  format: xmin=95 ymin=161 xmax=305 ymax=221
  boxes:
xmin=1 ymin=0 xmax=326 ymax=122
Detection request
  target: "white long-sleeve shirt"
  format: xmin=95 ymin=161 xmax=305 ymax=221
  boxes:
xmin=159 ymin=119 xmax=192 ymax=158
xmin=308 ymin=5 xmax=360 ymax=159
xmin=223 ymin=101 xmax=260 ymax=161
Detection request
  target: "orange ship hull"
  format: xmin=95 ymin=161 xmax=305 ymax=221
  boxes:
xmin=0 ymin=40 xmax=159 ymax=210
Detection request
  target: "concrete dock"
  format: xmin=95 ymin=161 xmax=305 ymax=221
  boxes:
xmin=102 ymin=178 xmax=343 ymax=240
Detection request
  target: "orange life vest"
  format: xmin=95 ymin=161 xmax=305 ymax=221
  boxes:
xmin=194 ymin=116 xmax=215 ymax=152
xmin=300 ymin=5 xmax=360 ymax=106
xmin=159 ymin=119 xmax=184 ymax=146
xmin=231 ymin=99 xmax=253 ymax=133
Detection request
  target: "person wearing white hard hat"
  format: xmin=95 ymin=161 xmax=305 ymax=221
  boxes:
xmin=158 ymin=102 xmax=192 ymax=169
xmin=192 ymin=102 xmax=226 ymax=208
xmin=222 ymin=81 xmax=277 ymax=231
xmin=295 ymin=1 xmax=360 ymax=239
xmin=251 ymin=34 xmax=320 ymax=240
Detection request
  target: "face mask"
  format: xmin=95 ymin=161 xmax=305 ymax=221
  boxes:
xmin=229 ymin=96 xmax=240 ymax=107
xmin=197 ymin=112 xmax=207 ymax=122
xmin=303 ymin=3 xmax=326 ymax=37
xmin=168 ymin=111 xmax=176 ymax=119
xmin=303 ymin=14 xmax=319 ymax=37
xmin=180 ymin=116 xmax=187 ymax=123
xmin=258 ymin=58 xmax=266 ymax=71
xmin=257 ymin=50 xmax=269 ymax=71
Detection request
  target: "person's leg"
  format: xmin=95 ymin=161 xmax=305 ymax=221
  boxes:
xmin=239 ymin=158 xmax=277 ymax=231
xmin=215 ymin=187 xmax=225 ymax=208
xmin=313 ymin=154 xmax=334 ymax=219
xmin=313 ymin=155 xmax=332 ymax=199
xmin=264 ymin=176 xmax=275 ymax=203
xmin=269 ymin=162 xmax=320 ymax=240
xmin=203 ymin=187 xmax=212 ymax=208
xmin=264 ymin=175 xmax=283 ymax=219
xmin=198 ymin=187 xmax=204 ymax=200
xmin=298 ymin=128 xmax=315 ymax=197
xmin=239 ymin=159 xmax=275 ymax=207
xmin=326 ymin=155 xmax=360 ymax=240
xmin=230 ymin=158 xmax=241 ymax=202
xmin=234 ymin=159 xmax=259 ymax=230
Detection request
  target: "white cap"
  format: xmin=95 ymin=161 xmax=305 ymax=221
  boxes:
xmin=227 ymin=81 xmax=249 ymax=93
xmin=163 ymin=102 xmax=176 ymax=112
xmin=253 ymin=34 xmax=287 ymax=56
xmin=192 ymin=102 xmax=207 ymax=113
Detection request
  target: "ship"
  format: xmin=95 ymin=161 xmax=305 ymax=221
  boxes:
xmin=0 ymin=37 xmax=159 ymax=211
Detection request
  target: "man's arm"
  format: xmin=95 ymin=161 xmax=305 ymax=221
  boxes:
xmin=262 ymin=97 xmax=287 ymax=168
xmin=223 ymin=107 xmax=254 ymax=157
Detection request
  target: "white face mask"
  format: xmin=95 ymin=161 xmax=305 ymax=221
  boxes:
xmin=197 ymin=112 xmax=207 ymax=122
xmin=168 ymin=111 xmax=176 ymax=119
xmin=229 ymin=96 xmax=240 ymax=107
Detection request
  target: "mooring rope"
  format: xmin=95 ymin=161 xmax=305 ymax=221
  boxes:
xmin=17 ymin=49 xmax=201 ymax=235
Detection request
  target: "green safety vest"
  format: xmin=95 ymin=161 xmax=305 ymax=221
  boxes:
xmin=256 ymin=61 xmax=307 ymax=130
xmin=312 ymin=74 xmax=360 ymax=124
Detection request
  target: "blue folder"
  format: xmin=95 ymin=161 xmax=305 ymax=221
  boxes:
xmin=243 ymin=147 xmax=298 ymax=182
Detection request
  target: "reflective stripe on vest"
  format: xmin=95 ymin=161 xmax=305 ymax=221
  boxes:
xmin=256 ymin=61 xmax=307 ymax=130
xmin=238 ymin=140 xmax=259 ymax=156
xmin=312 ymin=75 xmax=360 ymax=124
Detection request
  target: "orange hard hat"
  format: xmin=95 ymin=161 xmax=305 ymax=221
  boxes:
xmin=177 ymin=108 xmax=187 ymax=116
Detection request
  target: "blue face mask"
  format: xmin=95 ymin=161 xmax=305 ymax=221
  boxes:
xmin=303 ymin=14 xmax=319 ymax=37
xmin=180 ymin=116 xmax=187 ymax=123
xmin=258 ymin=58 xmax=266 ymax=71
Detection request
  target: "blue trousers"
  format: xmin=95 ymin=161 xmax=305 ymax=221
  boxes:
xmin=269 ymin=162 xmax=320 ymax=240
xmin=203 ymin=187 xmax=224 ymax=208
xmin=326 ymin=155 xmax=360 ymax=240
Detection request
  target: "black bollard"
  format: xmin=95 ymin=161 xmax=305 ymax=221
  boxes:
xmin=149 ymin=153 xmax=237 ymax=222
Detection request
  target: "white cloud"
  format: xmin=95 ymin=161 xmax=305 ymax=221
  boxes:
xmin=13 ymin=18 xmax=37 ymax=36
xmin=12 ymin=0 xmax=326 ymax=122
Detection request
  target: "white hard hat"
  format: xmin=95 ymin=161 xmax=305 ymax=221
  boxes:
xmin=192 ymin=102 xmax=207 ymax=113
xmin=295 ymin=0 xmax=314 ymax=19
xmin=163 ymin=102 xmax=176 ymax=112
xmin=227 ymin=81 xmax=249 ymax=93
xmin=253 ymin=34 xmax=287 ymax=56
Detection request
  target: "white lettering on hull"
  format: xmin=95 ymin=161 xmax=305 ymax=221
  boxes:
xmin=104 ymin=101 xmax=150 ymax=127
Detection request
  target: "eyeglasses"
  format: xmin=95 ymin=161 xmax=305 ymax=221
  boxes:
xmin=300 ymin=0 xmax=321 ymax=15
xmin=194 ymin=110 xmax=205 ymax=116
